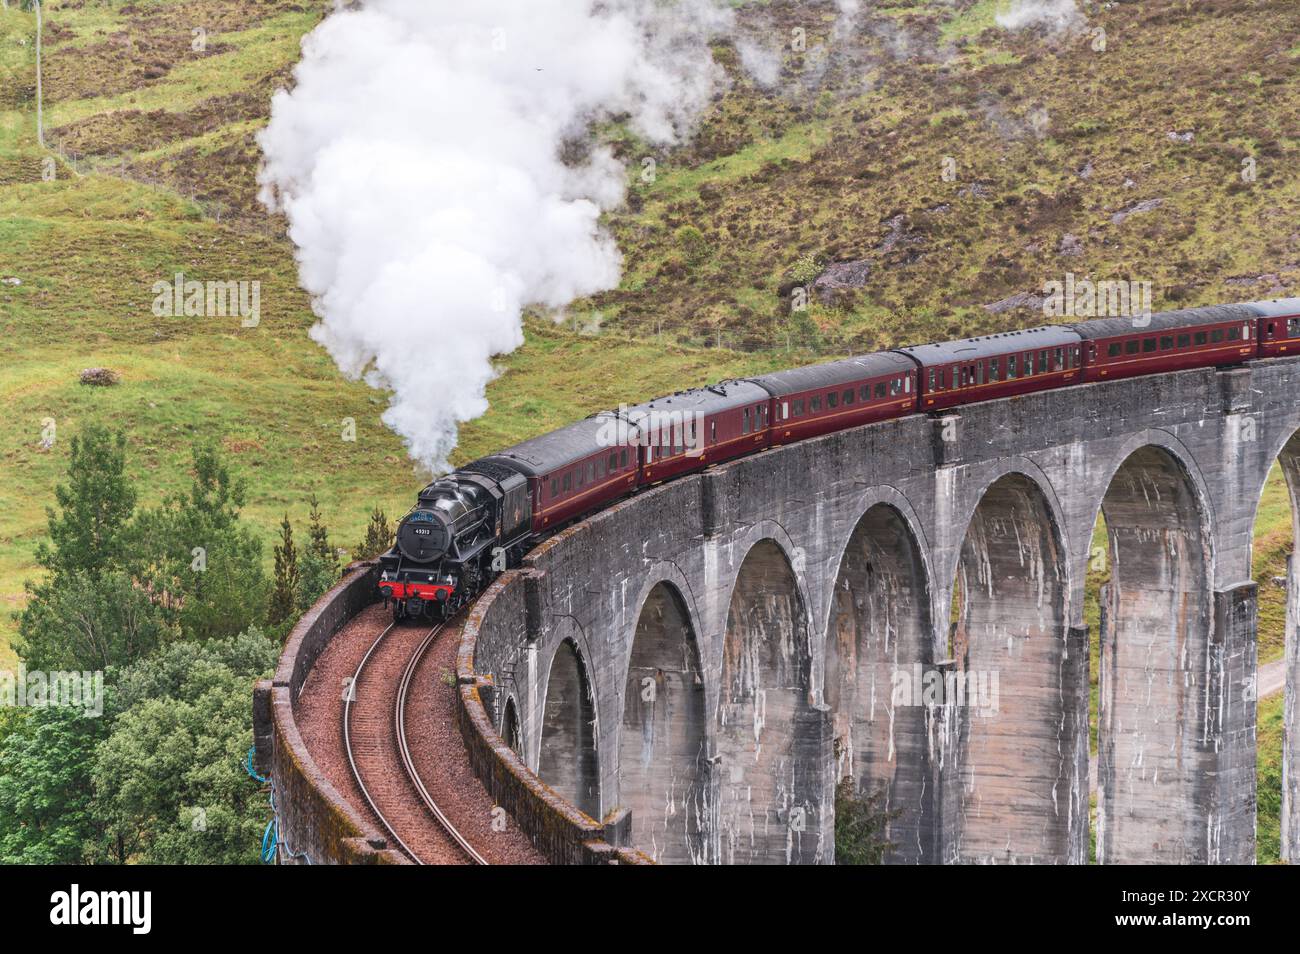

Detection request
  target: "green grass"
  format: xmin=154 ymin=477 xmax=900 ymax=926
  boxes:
xmin=1257 ymin=693 xmax=1285 ymax=864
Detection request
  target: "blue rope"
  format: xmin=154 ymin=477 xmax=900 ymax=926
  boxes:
xmin=246 ymin=746 xmax=269 ymax=784
xmin=245 ymin=746 xmax=312 ymax=864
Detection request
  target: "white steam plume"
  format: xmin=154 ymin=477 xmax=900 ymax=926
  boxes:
xmin=996 ymin=0 xmax=1086 ymax=34
xmin=258 ymin=0 xmax=733 ymax=474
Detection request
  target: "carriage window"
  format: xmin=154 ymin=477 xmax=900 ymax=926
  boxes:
xmin=860 ymin=385 xmax=870 ymax=401
xmin=1072 ymin=347 xmax=1080 ymax=367
xmin=1195 ymin=331 xmax=1208 ymax=345
xmin=875 ymin=382 xmax=887 ymax=398
xmin=827 ymin=391 xmax=838 ymax=409
xmin=886 ymin=378 xmax=897 ymax=396
xmin=599 ymin=458 xmax=606 ymax=478
xmin=711 ymin=421 xmax=718 ymax=443
xmin=621 ymin=449 xmax=628 ymax=468
xmin=1124 ymin=340 xmax=1138 ymax=354
xmin=843 ymin=388 xmax=854 ymax=405
xmin=1160 ymin=336 xmax=1173 ymax=350
xmin=551 ymin=478 xmax=558 ymax=497
xmin=987 ymin=359 xmax=998 ymax=382
xmin=905 ymin=376 xmax=912 ymax=393
xmin=1243 ymin=323 xmax=1251 ymax=340
xmin=958 ymin=367 xmax=967 ymax=387
xmin=1211 ymin=328 xmax=1224 ymax=343
xmin=976 ymin=363 xmax=985 ymax=385
xmin=1177 ymin=334 xmax=1190 ymax=348
xmin=793 ymin=399 xmax=805 ymax=417
xmin=1142 ymin=338 xmax=1157 ymax=353
xmin=563 ymin=473 xmax=572 ymax=492
xmin=928 ymin=369 xmax=937 ymax=390
xmin=1025 ymin=353 xmax=1035 ymax=374
xmin=1108 ymin=342 xmax=1122 ymax=357
xmin=1007 ymin=355 xmax=1018 ymax=379
xmin=1039 ymin=350 xmax=1049 ymax=370
xmin=1228 ymin=327 xmax=1240 ymax=341
xmin=742 ymin=408 xmax=750 ymax=435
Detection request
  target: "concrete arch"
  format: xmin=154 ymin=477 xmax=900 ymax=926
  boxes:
xmin=1086 ymin=428 xmax=1217 ymax=578
xmin=717 ymin=519 xmax=816 ymax=626
xmin=950 ymin=471 xmax=1071 ymax=864
xmin=716 ymin=537 xmax=823 ymax=865
xmin=1095 ymin=443 xmax=1216 ymax=864
xmin=538 ymin=638 xmax=601 ymax=820
xmin=617 ymin=580 xmax=707 ymax=864
xmin=823 ymin=499 xmax=933 ymax=863
xmin=501 ymin=695 xmax=523 ymax=758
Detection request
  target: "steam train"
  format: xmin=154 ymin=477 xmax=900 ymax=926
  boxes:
xmin=377 ymin=297 xmax=1300 ymax=621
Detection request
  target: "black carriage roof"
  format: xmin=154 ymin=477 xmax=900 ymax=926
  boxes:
xmin=622 ymin=378 xmax=770 ymax=415
xmin=748 ymin=352 xmax=915 ymax=397
xmin=1069 ymin=303 xmax=1257 ymax=340
xmin=1243 ymin=297 xmax=1300 ymax=318
xmin=471 ymin=412 xmax=617 ymax=478
xmin=894 ymin=325 xmax=1081 ymax=366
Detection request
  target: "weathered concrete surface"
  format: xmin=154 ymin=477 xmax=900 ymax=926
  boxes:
xmin=468 ymin=358 xmax=1300 ymax=864
xmin=254 ymin=561 xmax=408 ymax=865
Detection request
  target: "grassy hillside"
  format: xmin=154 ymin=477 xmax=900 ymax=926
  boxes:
xmin=0 ymin=0 xmax=784 ymax=664
xmin=595 ymin=0 xmax=1300 ymax=351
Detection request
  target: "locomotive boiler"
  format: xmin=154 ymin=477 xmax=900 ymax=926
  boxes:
xmin=377 ymin=460 xmax=531 ymax=620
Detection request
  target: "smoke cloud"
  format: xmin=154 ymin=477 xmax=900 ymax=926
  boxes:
xmin=258 ymin=0 xmax=733 ymax=473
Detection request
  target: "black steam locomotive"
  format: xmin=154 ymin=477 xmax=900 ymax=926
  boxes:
xmin=377 ymin=460 xmax=532 ymax=621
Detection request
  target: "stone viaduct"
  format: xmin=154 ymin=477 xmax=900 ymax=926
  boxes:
xmin=463 ymin=357 xmax=1300 ymax=864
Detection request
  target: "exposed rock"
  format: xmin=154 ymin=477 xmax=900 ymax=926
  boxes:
xmin=1 ymin=277 xmax=20 ymax=286
xmin=1167 ymin=130 xmax=1195 ymax=143
xmin=1111 ymin=198 xmax=1163 ymax=225
xmin=1225 ymin=273 xmax=1290 ymax=295
xmin=984 ymin=292 xmax=1046 ymax=315
xmin=813 ymin=259 xmax=872 ymax=304
xmin=79 ymin=368 xmax=120 ymax=387
xmin=1059 ymin=233 xmax=1084 ymax=257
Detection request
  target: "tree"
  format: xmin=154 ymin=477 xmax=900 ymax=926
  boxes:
xmin=268 ymin=514 xmax=299 ymax=629
xmin=0 ymin=707 xmax=111 ymax=864
xmin=18 ymin=425 xmax=169 ymax=671
xmin=304 ymin=495 xmax=337 ymax=571
xmin=132 ymin=443 xmax=268 ymax=641
xmin=296 ymin=495 xmax=339 ymax=612
xmin=354 ymin=507 xmax=393 ymax=560
xmin=89 ymin=631 xmax=279 ymax=865
xmin=833 ymin=776 xmax=896 ymax=865
xmin=18 ymin=570 xmax=170 ymax=672
xmin=34 ymin=425 xmax=136 ymax=580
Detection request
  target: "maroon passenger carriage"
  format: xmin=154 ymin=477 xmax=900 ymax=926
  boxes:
xmin=376 ymin=297 xmax=1300 ymax=621
xmin=749 ymin=352 xmax=918 ymax=446
xmin=896 ymin=325 xmax=1082 ymax=411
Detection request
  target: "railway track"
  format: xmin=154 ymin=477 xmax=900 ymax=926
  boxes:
xmin=343 ymin=620 xmax=488 ymax=865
